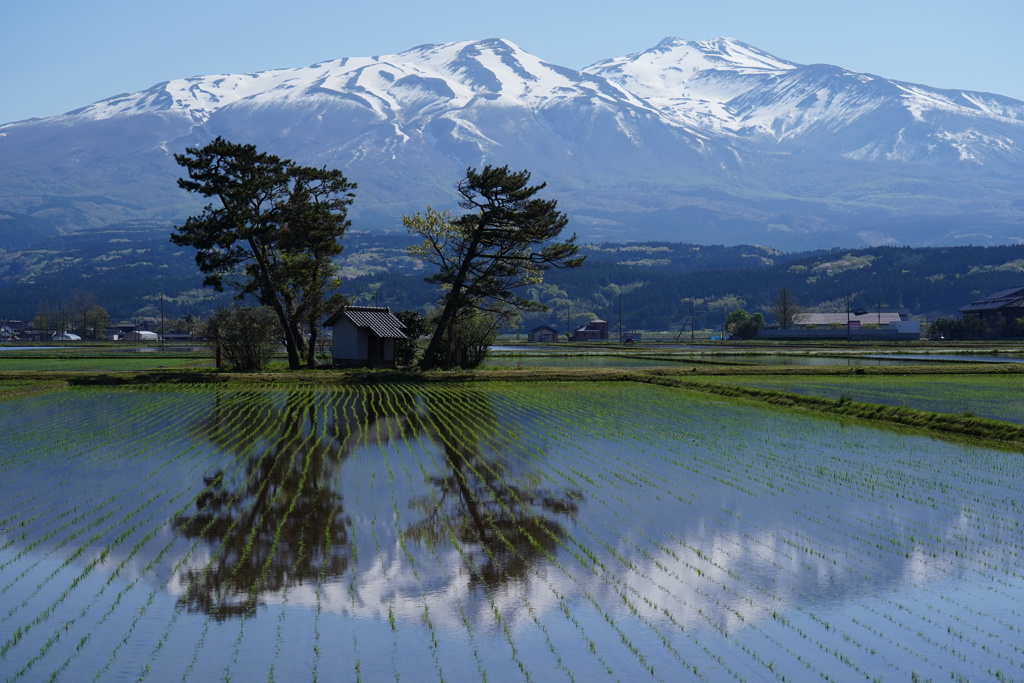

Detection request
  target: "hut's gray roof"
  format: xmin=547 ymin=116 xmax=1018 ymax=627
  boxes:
xmin=324 ymin=306 xmax=406 ymax=339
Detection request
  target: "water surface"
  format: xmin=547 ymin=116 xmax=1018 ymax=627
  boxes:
xmin=1 ymin=383 xmax=1022 ymax=681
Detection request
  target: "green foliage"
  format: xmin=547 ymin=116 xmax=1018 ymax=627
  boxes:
xmin=425 ymin=307 xmax=500 ymax=370
xmin=928 ymin=315 xmax=989 ymax=340
xmin=406 ymin=165 xmax=583 ymax=369
xmin=726 ymin=308 xmax=751 ymax=327
xmin=172 ymin=137 xmax=355 ymax=370
xmin=201 ymin=306 xmax=281 ymax=372
xmin=726 ymin=309 xmax=765 ymax=339
xmin=392 ymin=310 xmax=426 ymax=368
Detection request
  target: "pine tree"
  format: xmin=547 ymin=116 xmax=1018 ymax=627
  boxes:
xmin=405 ymin=165 xmax=584 ymax=370
xmin=172 ymin=138 xmax=355 ymax=369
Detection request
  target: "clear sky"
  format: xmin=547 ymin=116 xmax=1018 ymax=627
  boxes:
xmin=2 ymin=0 xmax=1021 ymax=124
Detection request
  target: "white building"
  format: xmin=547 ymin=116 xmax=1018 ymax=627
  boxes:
xmin=324 ymin=306 xmax=407 ymax=368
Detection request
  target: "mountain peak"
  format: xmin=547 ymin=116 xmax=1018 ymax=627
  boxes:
xmin=620 ymin=36 xmax=796 ymax=74
xmin=580 ymin=37 xmax=796 ymax=130
xmin=4 ymin=37 xmax=1024 ymax=250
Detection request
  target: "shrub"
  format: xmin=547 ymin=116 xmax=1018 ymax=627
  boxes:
xmin=201 ymin=306 xmax=281 ymax=372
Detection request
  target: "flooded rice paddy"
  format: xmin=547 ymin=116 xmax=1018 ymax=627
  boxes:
xmin=701 ymin=373 xmax=1024 ymax=425
xmin=2 ymin=382 xmax=1023 ymax=681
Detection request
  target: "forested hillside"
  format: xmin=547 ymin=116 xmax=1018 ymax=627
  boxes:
xmin=347 ymin=240 xmax=1024 ymax=332
xmin=2 ymin=227 xmax=1023 ymax=331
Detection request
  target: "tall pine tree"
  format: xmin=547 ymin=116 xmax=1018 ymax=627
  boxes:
xmin=405 ymin=165 xmax=583 ymax=370
xmin=173 ymin=138 xmax=355 ymax=369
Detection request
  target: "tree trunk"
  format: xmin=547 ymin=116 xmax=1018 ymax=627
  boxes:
xmin=267 ymin=302 xmax=302 ymax=370
xmin=420 ymin=292 xmax=463 ymax=370
xmin=420 ymin=230 xmax=483 ymax=370
xmin=306 ymin=325 xmax=319 ymax=368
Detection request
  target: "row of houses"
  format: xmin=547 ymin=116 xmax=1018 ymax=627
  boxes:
xmin=2 ymin=307 xmax=409 ymax=368
xmin=6 ymin=288 xmax=1024 ymax=366
xmin=0 ymin=320 xmax=163 ymax=342
xmin=157 ymin=288 xmax=1024 ymax=364
xmin=761 ymin=309 xmax=922 ymax=341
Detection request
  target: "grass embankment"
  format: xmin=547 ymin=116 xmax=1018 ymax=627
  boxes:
xmin=652 ymin=377 xmax=1024 ymax=447
xmin=0 ymin=379 xmax=69 ymax=402
xmin=4 ymin=362 xmax=1024 ymax=449
xmin=0 ymin=356 xmax=209 ymax=372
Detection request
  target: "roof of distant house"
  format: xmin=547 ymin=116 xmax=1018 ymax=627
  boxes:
xmin=794 ymin=312 xmax=904 ymax=327
xmin=958 ymin=287 xmax=1024 ymax=314
xmin=324 ymin=306 xmax=406 ymax=339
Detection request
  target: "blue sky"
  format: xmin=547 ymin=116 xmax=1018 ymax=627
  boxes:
xmin=2 ymin=0 xmax=1021 ymax=124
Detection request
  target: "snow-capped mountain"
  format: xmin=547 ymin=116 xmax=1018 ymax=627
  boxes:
xmin=2 ymin=37 xmax=1023 ymax=249
xmin=587 ymin=37 xmax=1024 ymax=163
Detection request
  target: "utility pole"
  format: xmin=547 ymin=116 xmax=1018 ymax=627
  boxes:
xmin=160 ymin=293 xmax=165 ymax=349
xmin=846 ymin=293 xmax=851 ymax=342
xmin=618 ymin=293 xmax=623 ymax=344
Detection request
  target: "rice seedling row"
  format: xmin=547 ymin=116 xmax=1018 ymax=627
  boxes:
xmin=401 ymin=386 xmax=563 ymax=682
xmin=488 ymin=389 xmax=842 ymax=680
xmin=0 ymin=387 xmax=224 ymax=678
xmin=419 ymin=385 xmax=751 ymax=681
xmin=698 ymin=373 xmax=1024 ymax=424
xmin=4 ymin=381 xmax=1024 ymax=680
xmin=468 ymin=385 xmax=1024 ymax=683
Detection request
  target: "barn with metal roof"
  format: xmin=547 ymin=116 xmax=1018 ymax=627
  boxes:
xmin=324 ymin=306 xmax=407 ymax=368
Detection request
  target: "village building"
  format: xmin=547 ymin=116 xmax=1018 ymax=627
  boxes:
xmin=760 ymin=309 xmax=920 ymax=340
xmin=570 ymin=318 xmax=609 ymax=342
xmin=528 ymin=324 xmax=560 ymax=342
xmin=0 ymin=320 xmax=24 ymax=341
xmin=958 ymin=287 xmax=1024 ymax=331
xmin=793 ymin=312 xmax=905 ymax=328
xmin=324 ymin=306 xmax=406 ymax=368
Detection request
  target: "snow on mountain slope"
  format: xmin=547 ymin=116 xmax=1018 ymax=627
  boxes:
xmin=583 ymin=37 xmax=796 ymax=131
xmin=38 ymin=35 xmax=1024 ymax=166
xmin=2 ymin=37 xmax=1024 ymax=248
xmin=50 ymin=38 xmax=723 ymax=190
xmin=69 ymin=39 xmax=679 ymax=136
xmin=586 ymin=36 xmax=1024 ymax=164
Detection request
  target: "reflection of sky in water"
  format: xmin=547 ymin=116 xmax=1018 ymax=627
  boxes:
xmin=487 ymin=354 xmax=679 ymax=368
xmin=2 ymin=384 xmax=1023 ymax=680
xmin=485 ymin=351 xmax=1006 ymax=368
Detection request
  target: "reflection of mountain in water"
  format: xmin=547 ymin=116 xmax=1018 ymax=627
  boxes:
xmin=172 ymin=386 xmax=582 ymax=618
xmin=2 ymin=384 xmax=1017 ymax=644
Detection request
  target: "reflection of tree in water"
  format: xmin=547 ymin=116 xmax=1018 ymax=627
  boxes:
xmin=173 ymin=388 xmax=421 ymax=619
xmin=405 ymin=390 xmax=582 ymax=588
xmin=173 ymin=386 xmax=580 ymax=618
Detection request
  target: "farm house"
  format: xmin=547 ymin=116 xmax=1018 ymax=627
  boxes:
xmin=958 ymin=286 xmax=1024 ymax=332
xmin=528 ymin=324 xmax=559 ymax=342
xmin=570 ymin=318 xmax=609 ymax=341
xmin=324 ymin=305 xmax=406 ymax=368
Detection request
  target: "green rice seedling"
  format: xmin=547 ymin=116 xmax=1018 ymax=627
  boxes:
xmin=6 ymin=379 xmax=1024 ymax=680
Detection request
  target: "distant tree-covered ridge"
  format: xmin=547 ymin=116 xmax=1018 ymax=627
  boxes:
xmin=311 ymin=241 xmax=1024 ymax=332
xmin=4 ymin=229 xmax=1024 ymax=331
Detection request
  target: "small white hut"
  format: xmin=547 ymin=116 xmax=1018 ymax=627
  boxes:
xmin=323 ymin=306 xmax=407 ymax=368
